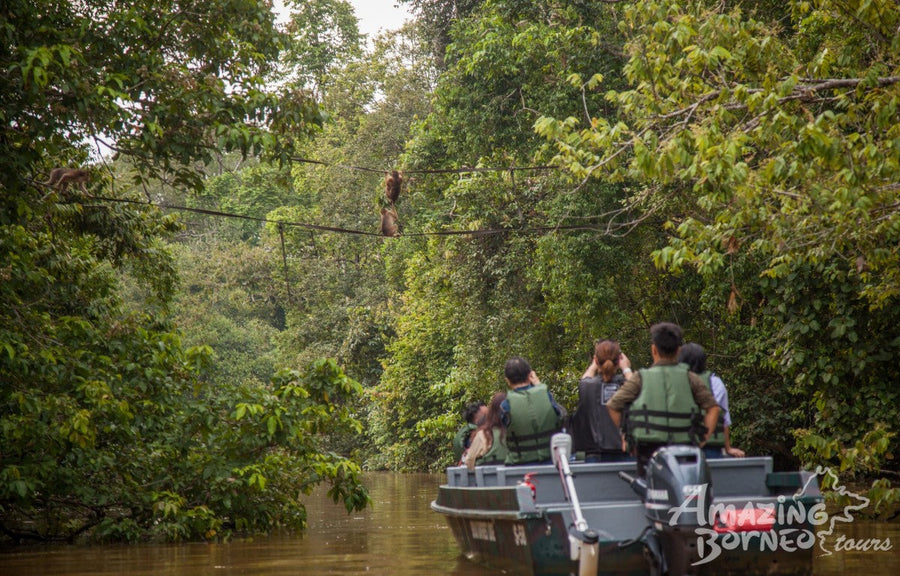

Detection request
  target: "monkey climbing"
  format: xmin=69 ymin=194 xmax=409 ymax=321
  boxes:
xmin=380 ymin=206 xmax=400 ymax=237
xmin=379 ymin=170 xmax=403 ymax=237
xmin=42 ymin=168 xmax=90 ymax=194
xmin=385 ymin=170 xmax=401 ymax=205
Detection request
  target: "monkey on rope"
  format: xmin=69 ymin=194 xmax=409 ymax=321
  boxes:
xmin=380 ymin=206 xmax=400 ymax=237
xmin=384 ymin=170 xmax=401 ymax=205
xmin=42 ymin=168 xmax=91 ymax=194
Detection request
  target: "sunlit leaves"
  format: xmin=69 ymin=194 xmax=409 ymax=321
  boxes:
xmin=283 ymin=0 xmax=362 ymax=96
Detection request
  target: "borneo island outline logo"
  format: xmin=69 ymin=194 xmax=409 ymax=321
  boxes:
xmin=666 ymin=466 xmax=892 ymax=566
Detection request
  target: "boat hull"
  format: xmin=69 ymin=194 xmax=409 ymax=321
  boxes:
xmin=432 ymin=457 xmax=821 ymax=575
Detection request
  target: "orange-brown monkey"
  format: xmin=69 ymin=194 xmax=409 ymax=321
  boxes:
xmin=380 ymin=206 xmax=400 ymax=237
xmin=43 ymin=168 xmax=90 ymax=193
xmin=384 ymin=170 xmax=401 ymax=205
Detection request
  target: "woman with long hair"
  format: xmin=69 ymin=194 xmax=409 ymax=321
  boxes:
xmin=464 ymin=391 xmax=509 ymax=470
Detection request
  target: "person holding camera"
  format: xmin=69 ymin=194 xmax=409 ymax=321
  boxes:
xmin=570 ymin=339 xmax=633 ymax=462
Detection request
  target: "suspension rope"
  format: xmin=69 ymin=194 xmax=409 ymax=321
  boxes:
xmin=90 ymin=196 xmax=605 ymax=238
xmin=290 ymin=156 xmax=557 ymax=175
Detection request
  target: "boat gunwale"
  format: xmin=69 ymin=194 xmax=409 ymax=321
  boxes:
xmin=429 ymin=500 xmax=540 ymax=519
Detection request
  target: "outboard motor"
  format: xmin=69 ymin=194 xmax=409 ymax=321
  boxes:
xmin=620 ymin=445 xmax=712 ymax=576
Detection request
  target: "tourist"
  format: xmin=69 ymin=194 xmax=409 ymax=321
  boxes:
xmin=452 ymin=401 xmax=486 ymax=463
xmin=500 ymin=356 xmax=565 ymax=464
xmin=464 ymin=391 xmax=509 ymax=469
xmin=571 ymin=339 xmax=632 ymax=462
xmin=607 ymin=322 xmax=720 ymax=475
xmin=678 ymin=342 xmax=746 ymax=459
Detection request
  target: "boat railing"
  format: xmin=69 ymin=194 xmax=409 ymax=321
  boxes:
xmin=446 ymin=456 xmax=780 ymax=499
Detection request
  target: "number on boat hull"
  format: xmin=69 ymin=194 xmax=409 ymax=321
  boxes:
xmin=470 ymin=520 xmax=496 ymax=542
xmin=513 ymin=523 xmax=527 ymax=547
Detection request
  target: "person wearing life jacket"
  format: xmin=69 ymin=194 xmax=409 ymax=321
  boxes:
xmin=571 ymin=339 xmax=633 ymax=462
xmin=678 ymin=342 xmax=746 ymax=459
xmin=499 ymin=356 xmax=565 ymax=465
xmin=464 ymin=391 xmax=510 ymax=469
xmin=452 ymin=401 xmax=487 ymax=463
xmin=606 ymin=322 xmax=720 ymax=476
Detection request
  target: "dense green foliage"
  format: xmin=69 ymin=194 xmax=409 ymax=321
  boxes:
xmin=1 ymin=0 xmax=368 ymax=543
xmin=366 ymin=0 xmax=900 ymax=512
xmin=535 ymin=0 xmax=899 ymax=506
xmin=3 ymin=0 xmax=898 ymax=544
xmin=368 ymin=0 xmax=664 ymax=471
xmin=169 ymin=0 xmax=899 ymax=509
xmin=283 ymin=0 xmax=362 ymax=96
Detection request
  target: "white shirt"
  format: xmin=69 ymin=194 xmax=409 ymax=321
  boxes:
xmin=709 ymin=373 xmax=732 ymax=427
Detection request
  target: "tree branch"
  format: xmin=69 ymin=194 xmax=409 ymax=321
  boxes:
xmin=655 ymin=76 xmax=900 ymax=121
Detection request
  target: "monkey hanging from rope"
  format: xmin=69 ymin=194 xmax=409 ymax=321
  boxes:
xmin=380 ymin=206 xmax=400 ymax=237
xmin=384 ymin=170 xmax=402 ymax=206
xmin=379 ymin=170 xmax=403 ymax=237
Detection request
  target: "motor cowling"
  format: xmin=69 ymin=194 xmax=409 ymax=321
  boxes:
xmin=643 ymin=445 xmax=712 ymax=526
xmin=642 ymin=445 xmax=713 ymax=575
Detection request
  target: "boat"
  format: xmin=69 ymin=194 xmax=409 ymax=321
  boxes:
xmin=431 ymin=433 xmax=823 ymax=575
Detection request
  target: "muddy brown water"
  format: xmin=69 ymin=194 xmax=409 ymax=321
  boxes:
xmin=0 ymin=472 xmax=896 ymax=575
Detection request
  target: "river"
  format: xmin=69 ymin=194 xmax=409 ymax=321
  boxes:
xmin=0 ymin=472 xmax=896 ymax=575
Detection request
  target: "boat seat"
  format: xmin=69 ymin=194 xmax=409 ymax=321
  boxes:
xmin=708 ymin=457 xmax=772 ymax=497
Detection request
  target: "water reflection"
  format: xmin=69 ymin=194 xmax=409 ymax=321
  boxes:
xmin=0 ymin=472 xmax=896 ymax=575
xmin=0 ymin=473 xmax=496 ymax=576
xmin=813 ymin=516 xmax=898 ymax=576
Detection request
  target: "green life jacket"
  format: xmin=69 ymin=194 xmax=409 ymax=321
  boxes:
xmin=505 ymin=383 xmax=561 ymax=464
xmin=477 ymin=428 xmax=509 ymax=466
xmin=452 ymin=422 xmax=477 ymax=461
xmin=696 ymin=370 xmax=727 ymax=447
xmin=627 ymin=364 xmax=701 ymax=445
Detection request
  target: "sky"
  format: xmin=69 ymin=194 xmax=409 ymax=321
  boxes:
xmin=275 ymin=1 xmax=413 ymax=39
xmin=348 ymin=0 xmax=413 ymax=38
